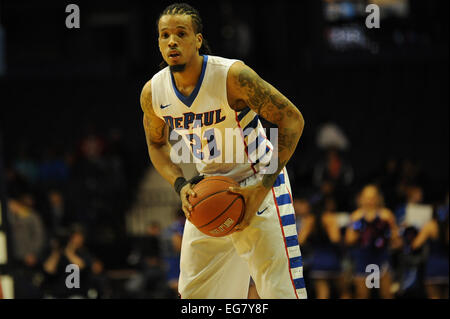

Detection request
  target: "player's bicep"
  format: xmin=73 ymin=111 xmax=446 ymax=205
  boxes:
xmin=143 ymin=113 xmax=167 ymax=146
xmin=140 ymin=80 xmax=168 ymax=146
xmin=227 ymin=62 xmax=301 ymax=125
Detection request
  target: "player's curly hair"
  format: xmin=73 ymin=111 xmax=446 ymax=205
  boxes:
xmin=157 ymin=3 xmax=212 ymax=69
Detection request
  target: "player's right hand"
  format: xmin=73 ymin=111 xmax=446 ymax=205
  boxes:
xmin=180 ymin=183 xmax=196 ymax=220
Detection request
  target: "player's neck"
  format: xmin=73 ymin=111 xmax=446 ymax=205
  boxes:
xmin=171 ymin=54 xmax=204 ymax=93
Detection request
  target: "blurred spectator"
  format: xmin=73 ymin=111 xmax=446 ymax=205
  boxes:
xmin=301 ymin=197 xmax=344 ymax=299
xmin=125 ymin=221 xmax=169 ymax=298
xmin=8 ymin=194 xmax=46 ymax=298
xmin=313 ymin=148 xmax=354 ymax=211
xmin=345 ymin=185 xmax=402 ymax=299
xmin=293 ymin=198 xmax=314 ymax=292
xmin=410 ymin=194 xmax=449 ymax=299
xmin=294 ymin=198 xmax=314 ymax=249
xmin=394 ymin=184 xmax=424 ymax=226
xmin=79 ymin=128 xmax=106 ymax=162
xmin=67 ymin=127 xmax=128 ymax=238
xmin=316 ymin=122 xmax=350 ymax=151
xmin=161 ymin=209 xmax=185 ymax=298
xmin=69 ymin=130 xmax=109 ymax=232
xmin=4 ymin=166 xmax=30 ymax=198
xmin=396 ymin=159 xmax=428 ymax=204
xmin=13 ymin=145 xmax=39 ymax=185
xmin=310 ymin=180 xmax=336 ymax=215
xmin=42 ymin=189 xmax=70 ymax=237
xmin=373 ymin=158 xmax=400 ymax=209
xmin=38 ymin=146 xmax=69 ymax=189
xmin=218 ymin=1 xmax=253 ymax=59
xmin=41 ymin=225 xmax=105 ymax=298
xmin=390 ymin=184 xmax=429 ymax=297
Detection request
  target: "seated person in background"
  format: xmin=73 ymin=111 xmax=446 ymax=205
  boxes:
xmin=312 ymin=148 xmax=354 ymax=211
xmin=125 ymin=221 xmax=169 ymax=298
xmin=394 ymin=184 xmax=425 ymax=227
xmin=345 ymin=185 xmax=402 ymax=299
xmin=307 ymin=197 xmax=345 ymax=299
xmin=161 ymin=209 xmax=185 ymax=298
xmin=392 ymin=184 xmax=432 ymax=297
xmin=42 ymin=225 xmax=100 ymax=298
xmin=411 ymin=197 xmax=449 ymax=299
xmin=8 ymin=195 xmax=46 ymax=298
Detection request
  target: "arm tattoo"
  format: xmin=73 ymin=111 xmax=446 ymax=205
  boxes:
xmin=141 ymin=83 xmax=167 ymax=146
xmin=235 ymin=66 xmax=304 ymax=189
xmin=238 ymin=68 xmax=271 ymax=113
xmin=143 ymin=115 xmax=166 ymax=147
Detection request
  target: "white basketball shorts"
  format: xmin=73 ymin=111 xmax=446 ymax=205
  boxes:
xmin=178 ymin=167 xmax=307 ymax=299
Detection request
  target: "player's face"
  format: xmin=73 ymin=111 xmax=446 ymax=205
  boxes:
xmin=158 ymin=14 xmax=202 ymax=70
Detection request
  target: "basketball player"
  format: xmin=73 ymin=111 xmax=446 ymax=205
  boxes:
xmin=140 ymin=3 xmax=306 ymax=299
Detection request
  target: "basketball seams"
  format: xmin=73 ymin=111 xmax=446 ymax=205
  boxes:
xmin=200 ymin=177 xmax=239 ymax=185
xmin=190 ymin=189 xmax=230 ymax=209
xmin=220 ymin=199 xmax=246 ymax=236
xmin=198 ymin=194 xmax=244 ymax=229
xmin=188 ymin=176 xmax=245 ymax=237
xmin=189 ymin=177 xmax=239 ymax=208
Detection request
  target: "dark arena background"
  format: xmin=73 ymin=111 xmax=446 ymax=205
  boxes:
xmin=0 ymin=0 xmax=448 ymax=301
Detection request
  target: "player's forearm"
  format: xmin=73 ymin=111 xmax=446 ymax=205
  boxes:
xmin=231 ymin=64 xmax=305 ymax=189
xmin=143 ymin=113 xmax=184 ymax=187
xmin=148 ymin=143 xmax=184 ymax=187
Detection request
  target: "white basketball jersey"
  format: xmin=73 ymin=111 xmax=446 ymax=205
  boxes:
xmin=151 ymin=55 xmax=274 ymax=182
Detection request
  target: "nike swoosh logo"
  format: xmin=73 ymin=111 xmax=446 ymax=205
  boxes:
xmin=160 ymin=104 xmax=171 ymax=109
xmin=256 ymin=207 xmax=268 ymax=215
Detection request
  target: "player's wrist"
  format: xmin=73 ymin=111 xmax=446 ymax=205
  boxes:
xmin=174 ymin=176 xmax=187 ymax=195
xmin=174 ymin=175 xmax=205 ymax=195
xmin=254 ymin=181 xmax=270 ymax=193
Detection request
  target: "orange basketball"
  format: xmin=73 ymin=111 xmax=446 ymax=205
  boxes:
xmin=188 ymin=176 xmax=245 ymax=237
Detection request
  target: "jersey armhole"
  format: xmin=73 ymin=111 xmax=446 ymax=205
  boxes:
xmin=224 ymin=59 xmax=244 ymax=112
xmin=150 ymin=75 xmax=163 ymax=120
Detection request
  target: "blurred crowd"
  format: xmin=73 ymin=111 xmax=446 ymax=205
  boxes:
xmin=293 ymin=183 xmax=448 ymax=299
xmin=2 ymin=123 xmax=448 ymax=299
xmin=3 ymin=126 xmax=138 ymax=298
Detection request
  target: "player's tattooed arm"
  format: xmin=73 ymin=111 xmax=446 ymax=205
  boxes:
xmin=140 ymin=80 xmax=184 ymax=187
xmin=227 ymin=62 xmax=305 ymax=189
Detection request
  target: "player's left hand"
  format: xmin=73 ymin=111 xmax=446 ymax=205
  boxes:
xmin=228 ymin=182 xmax=270 ymax=232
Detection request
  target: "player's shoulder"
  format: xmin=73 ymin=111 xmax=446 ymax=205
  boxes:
xmin=140 ymin=79 xmax=152 ymax=102
xmin=141 ymin=67 xmax=170 ymax=97
xmin=149 ymin=66 xmax=170 ymax=86
xmin=208 ymin=55 xmax=245 ymax=74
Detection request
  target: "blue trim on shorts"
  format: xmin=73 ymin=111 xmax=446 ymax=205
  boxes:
xmin=273 ymin=174 xmax=285 ymax=187
xmin=276 ymin=193 xmax=292 ymax=206
xmin=285 ymin=235 xmax=299 ymax=247
xmin=294 ymin=277 xmax=306 ymax=289
xmin=290 ymin=256 xmax=303 ymax=268
xmin=281 ymin=214 xmax=296 ymax=226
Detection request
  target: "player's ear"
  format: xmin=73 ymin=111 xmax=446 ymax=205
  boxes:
xmin=196 ymin=33 xmax=203 ymax=51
